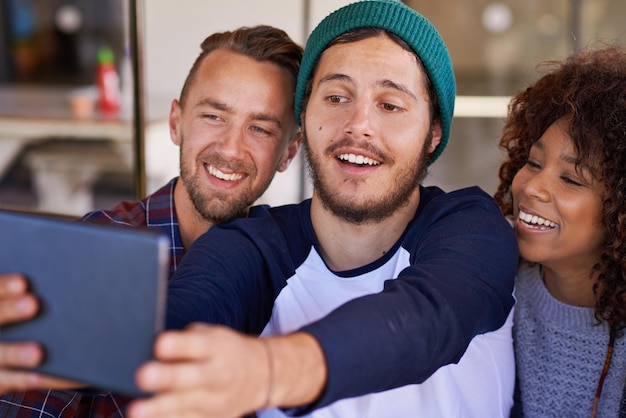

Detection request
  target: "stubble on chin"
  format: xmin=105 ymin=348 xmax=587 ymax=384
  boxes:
xmin=302 ymin=128 xmax=433 ymax=225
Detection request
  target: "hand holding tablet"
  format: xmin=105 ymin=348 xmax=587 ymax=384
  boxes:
xmin=0 ymin=210 xmax=169 ymax=396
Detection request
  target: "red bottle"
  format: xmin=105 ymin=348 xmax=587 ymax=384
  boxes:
xmin=96 ymin=46 xmax=121 ymax=113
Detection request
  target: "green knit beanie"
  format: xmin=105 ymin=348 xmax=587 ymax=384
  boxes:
xmin=295 ymin=0 xmax=456 ymax=164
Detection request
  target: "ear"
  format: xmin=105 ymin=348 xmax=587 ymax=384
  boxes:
xmin=428 ymin=122 xmax=443 ymax=154
xmin=169 ymin=99 xmax=182 ymax=146
xmin=277 ymin=131 xmax=302 ymax=172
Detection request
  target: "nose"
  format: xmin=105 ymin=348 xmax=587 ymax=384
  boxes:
xmin=217 ymin=124 xmax=245 ymax=157
xmin=344 ymin=100 xmax=374 ymax=139
xmin=520 ymin=169 xmax=550 ymax=202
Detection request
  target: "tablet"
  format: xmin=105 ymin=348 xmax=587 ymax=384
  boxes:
xmin=0 ymin=209 xmax=169 ymax=397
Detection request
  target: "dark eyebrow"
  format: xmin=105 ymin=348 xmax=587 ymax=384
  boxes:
xmin=317 ymin=73 xmax=417 ymax=101
xmin=251 ymin=112 xmax=283 ymax=128
xmin=196 ymin=98 xmax=282 ymax=128
xmin=562 ymin=154 xmax=579 ymax=165
xmin=318 ymin=73 xmax=352 ymax=87
xmin=378 ymin=79 xmax=417 ymax=101
xmin=535 ymin=137 xmax=590 ymax=170
xmin=196 ymin=98 xmax=229 ymax=112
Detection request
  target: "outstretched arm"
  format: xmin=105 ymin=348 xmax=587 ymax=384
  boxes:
xmin=298 ymin=188 xmax=517 ymax=411
xmin=128 ymin=324 xmax=326 ymax=418
xmin=141 ymin=189 xmax=517 ymax=416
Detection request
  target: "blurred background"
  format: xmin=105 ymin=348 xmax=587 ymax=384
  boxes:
xmin=0 ymin=0 xmax=624 ymax=216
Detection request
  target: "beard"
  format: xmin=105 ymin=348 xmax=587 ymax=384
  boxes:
xmin=303 ymin=127 xmax=433 ymax=225
xmin=178 ymin=139 xmax=274 ymax=224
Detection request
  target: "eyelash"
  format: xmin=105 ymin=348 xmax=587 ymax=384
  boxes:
xmin=524 ymin=160 xmax=584 ymax=187
xmin=327 ymin=95 xmax=345 ymax=103
xmin=251 ymin=126 xmax=271 ymax=135
xmin=325 ymin=96 xmax=402 ymax=113
xmin=562 ymin=176 xmax=582 ymax=186
xmin=381 ymin=103 xmax=400 ymax=112
xmin=201 ymin=114 xmax=273 ymax=136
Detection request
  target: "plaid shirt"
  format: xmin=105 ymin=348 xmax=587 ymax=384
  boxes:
xmin=0 ymin=178 xmax=184 ymax=417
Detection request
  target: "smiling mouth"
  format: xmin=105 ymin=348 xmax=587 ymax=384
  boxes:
xmin=205 ymin=164 xmax=244 ymax=181
xmin=337 ymin=153 xmax=381 ymax=166
xmin=518 ymin=209 xmax=557 ymax=229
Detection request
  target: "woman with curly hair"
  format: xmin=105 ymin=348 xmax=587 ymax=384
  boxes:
xmin=494 ymin=45 xmax=626 ymax=418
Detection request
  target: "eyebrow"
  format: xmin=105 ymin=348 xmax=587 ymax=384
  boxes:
xmin=317 ymin=73 xmax=352 ymax=88
xmin=196 ymin=98 xmax=283 ymax=128
xmin=318 ymin=73 xmax=418 ymax=101
xmin=534 ymin=138 xmax=587 ymax=168
xmin=562 ymin=154 xmax=579 ymax=165
xmin=379 ymin=79 xmax=418 ymax=101
xmin=196 ymin=98 xmax=229 ymax=112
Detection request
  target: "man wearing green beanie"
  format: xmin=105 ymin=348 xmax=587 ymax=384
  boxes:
xmin=6 ymin=1 xmax=513 ymax=417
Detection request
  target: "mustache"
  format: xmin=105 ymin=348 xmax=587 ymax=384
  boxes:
xmin=199 ymin=152 xmax=250 ymax=173
xmin=321 ymin=137 xmax=389 ymax=162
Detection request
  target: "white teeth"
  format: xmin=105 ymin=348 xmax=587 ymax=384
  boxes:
xmin=518 ymin=209 xmax=557 ymax=228
xmin=206 ymin=165 xmax=244 ymax=181
xmin=338 ymin=153 xmax=381 ymax=166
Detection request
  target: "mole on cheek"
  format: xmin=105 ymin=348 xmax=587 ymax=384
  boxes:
xmin=318 ymin=126 xmax=322 ymax=130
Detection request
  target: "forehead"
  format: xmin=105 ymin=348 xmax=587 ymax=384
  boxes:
xmin=189 ymin=49 xmax=295 ymax=116
xmin=535 ymin=121 xmax=601 ymax=175
xmin=313 ymin=35 xmax=426 ymax=91
xmin=194 ymin=49 xmax=294 ymax=98
xmin=534 ymin=121 xmax=579 ymax=162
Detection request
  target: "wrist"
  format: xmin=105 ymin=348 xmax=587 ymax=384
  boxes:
xmin=259 ymin=338 xmax=274 ymax=408
xmin=263 ymin=332 xmax=327 ymax=408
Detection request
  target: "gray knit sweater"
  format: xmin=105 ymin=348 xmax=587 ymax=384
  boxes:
xmin=512 ymin=261 xmax=626 ymax=417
